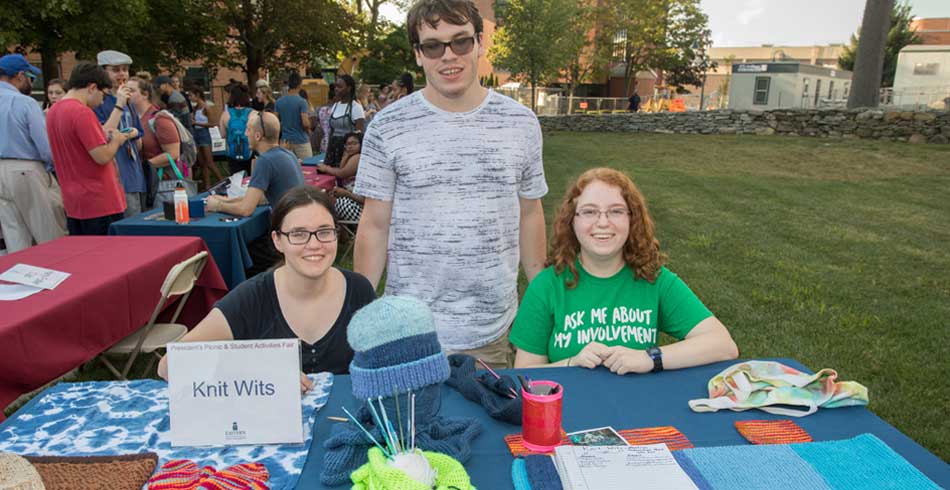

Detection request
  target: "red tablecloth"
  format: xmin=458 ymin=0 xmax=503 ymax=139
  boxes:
xmin=300 ymin=166 xmax=337 ymax=191
xmin=0 ymin=236 xmax=228 ymax=415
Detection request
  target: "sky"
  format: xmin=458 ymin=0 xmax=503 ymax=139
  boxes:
xmin=379 ymin=0 xmax=950 ymax=47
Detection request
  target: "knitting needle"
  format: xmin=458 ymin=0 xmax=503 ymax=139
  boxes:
xmin=394 ymin=386 xmax=406 ymax=453
xmin=326 ymin=416 xmax=348 ymax=422
xmin=475 ymin=375 xmax=517 ymax=399
xmin=411 ymin=393 xmax=416 ymax=452
xmin=476 ymin=358 xmax=520 ymax=398
xmin=367 ymin=398 xmax=395 ymax=455
xmin=341 ymin=406 xmax=391 ymax=458
xmin=378 ymin=396 xmax=400 ymax=453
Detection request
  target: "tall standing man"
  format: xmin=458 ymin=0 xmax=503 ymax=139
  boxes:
xmin=94 ymin=50 xmax=147 ymax=216
xmin=354 ymin=0 xmax=548 ymax=368
xmin=0 ymin=54 xmax=66 ymax=252
xmin=274 ymin=71 xmax=313 ymax=159
xmin=47 ymin=62 xmax=137 ymax=236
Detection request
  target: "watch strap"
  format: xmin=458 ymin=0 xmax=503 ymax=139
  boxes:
xmin=647 ymin=346 xmax=663 ymax=372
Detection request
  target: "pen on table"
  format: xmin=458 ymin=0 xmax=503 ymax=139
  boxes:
xmin=518 ymin=374 xmax=533 ymax=395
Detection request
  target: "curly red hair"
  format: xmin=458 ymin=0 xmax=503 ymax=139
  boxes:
xmin=548 ymin=167 xmax=666 ymax=288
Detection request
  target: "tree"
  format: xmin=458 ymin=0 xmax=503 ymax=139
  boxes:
xmin=488 ymin=0 xmax=582 ymax=111
xmin=596 ymin=0 xmax=711 ymax=96
xmin=350 ymin=0 xmax=410 ymax=47
xmin=847 ymin=0 xmax=894 ymax=108
xmin=123 ymin=0 xmax=228 ymax=77
xmin=560 ymin=4 xmax=599 ymax=97
xmin=838 ymin=1 xmax=919 ymax=88
xmin=0 ymin=0 xmax=149 ymax=84
xmin=214 ymin=0 xmax=356 ymax=88
xmin=359 ymin=23 xmax=421 ymax=85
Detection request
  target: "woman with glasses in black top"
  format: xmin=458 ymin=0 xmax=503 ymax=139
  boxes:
xmin=158 ymin=186 xmax=376 ymax=390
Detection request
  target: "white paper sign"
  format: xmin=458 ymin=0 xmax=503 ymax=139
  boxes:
xmin=0 ymin=283 xmax=44 ymax=301
xmin=0 ymin=264 xmax=70 ymax=290
xmin=167 ymin=339 xmax=303 ymax=446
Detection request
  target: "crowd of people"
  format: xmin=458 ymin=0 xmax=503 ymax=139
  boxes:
xmin=2 ymin=0 xmax=738 ymax=384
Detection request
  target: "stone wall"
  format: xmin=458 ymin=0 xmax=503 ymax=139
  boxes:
xmin=538 ymin=109 xmax=950 ymax=144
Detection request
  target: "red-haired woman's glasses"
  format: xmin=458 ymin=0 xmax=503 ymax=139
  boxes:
xmin=415 ymin=36 xmax=477 ymax=59
xmin=575 ymin=207 xmax=630 ymax=223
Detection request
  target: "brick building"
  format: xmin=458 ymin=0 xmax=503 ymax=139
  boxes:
xmin=911 ymin=17 xmax=950 ymax=45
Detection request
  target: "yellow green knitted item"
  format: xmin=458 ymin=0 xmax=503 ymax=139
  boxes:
xmin=351 ymin=447 xmax=475 ymax=490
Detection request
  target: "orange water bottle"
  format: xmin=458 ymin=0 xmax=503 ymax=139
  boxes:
xmin=174 ymin=181 xmax=189 ymax=224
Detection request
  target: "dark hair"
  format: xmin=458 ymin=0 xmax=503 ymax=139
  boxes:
xmin=47 ymin=78 xmax=66 ymax=89
xmin=66 ymin=62 xmax=112 ymax=91
xmin=44 ymin=79 xmax=66 ymax=108
xmin=407 ymin=0 xmax=483 ymax=47
xmin=298 ymin=88 xmax=308 ymax=101
xmin=288 ymin=71 xmax=302 ymax=90
xmin=337 ymin=74 xmax=356 ymax=100
xmin=227 ymin=83 xmax=251 ymax=107
xmin=397 ymin=72 xmax=414 ymax=93
xmin=270 ymin=186 xmax=338 ymax=233
xmin=188 ymin=86 xmax=205 ymax=100
xmin=343 ymin=131 xmax=363 ymax=147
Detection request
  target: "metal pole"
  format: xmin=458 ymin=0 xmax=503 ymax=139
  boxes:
xmin=699 ymin=71 xmax=707 ymax=111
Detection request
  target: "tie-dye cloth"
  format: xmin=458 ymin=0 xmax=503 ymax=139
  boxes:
xmin=687 ymin=361 xmax=869 ymax=417
xmin=0 ymin=373 xmax=333 ymax=490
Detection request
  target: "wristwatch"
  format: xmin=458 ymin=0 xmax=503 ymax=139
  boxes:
xmin=646 ymin=346 xmax=663 ymax=373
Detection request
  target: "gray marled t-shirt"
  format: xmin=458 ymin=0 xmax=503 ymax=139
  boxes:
xmin=354 ymin=90 xmax=548 ymax=350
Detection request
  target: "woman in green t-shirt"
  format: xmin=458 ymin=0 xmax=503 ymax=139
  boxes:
xmin=509 ymin=168 xmax=738 ymax=375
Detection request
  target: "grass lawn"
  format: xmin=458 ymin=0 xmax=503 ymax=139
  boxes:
xmin=541 ymin=132 xmax=950 ymax=461
xmin=10 ymin=132 xmax=948 ymax=462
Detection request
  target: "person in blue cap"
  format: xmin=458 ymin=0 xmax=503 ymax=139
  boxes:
xmin=94 ymin=50 xmax=147 ymax=217
xmin=0 ymin=54 xmax=67 ymax=252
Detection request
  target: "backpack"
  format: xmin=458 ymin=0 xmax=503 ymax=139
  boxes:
xmin=226 ymin=107 xmax=252 ymax=161
xmin=147 ymin=109 xmax=197 ymax=168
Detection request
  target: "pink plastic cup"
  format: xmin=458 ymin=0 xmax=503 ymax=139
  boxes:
xmin=521 ymin=380 xmax=563 ymax=452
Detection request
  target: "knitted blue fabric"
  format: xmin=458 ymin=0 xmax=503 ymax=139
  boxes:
xmin=320 ymin=296 xmax=482 ymax=486
xmin=446 ymin=354 xmax=522 ymax=425
xmin=353 ymin=332 xmax=442 ymax=369
xmin=525 ymin=455 xmax=563 ymax=490
xmin=792 ymin=434 xmax=941 ymax=490
xmin=348 ymin=296 xmax=450 ymax=400
xmin=512 ymin=458 xmax=532 ymax=490
xmin=347 ymin=295 xmax=438 ymax=350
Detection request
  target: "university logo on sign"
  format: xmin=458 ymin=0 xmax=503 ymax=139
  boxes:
xmin=166 ymin=339 xmax=303 ymax=446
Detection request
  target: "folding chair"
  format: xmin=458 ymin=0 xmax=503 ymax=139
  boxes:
xmin=338 ymin=219 xmax=359 ymax=260
xmin=99 ymin=251 xmax=209 ymax=380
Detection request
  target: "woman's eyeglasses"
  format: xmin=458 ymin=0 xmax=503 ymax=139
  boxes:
xmin=415 ymin=36 xmax=477 ymax=59
xmin=574 ymin=207 xmax=631 ymax=223
xmin=279 ymin=228 xmax=338 ymax=245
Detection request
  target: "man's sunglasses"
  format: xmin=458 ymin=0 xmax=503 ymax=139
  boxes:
xmin=414 ymin=36 xmax=477 ymax=60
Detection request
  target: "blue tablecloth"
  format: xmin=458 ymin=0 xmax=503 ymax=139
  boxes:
xmin=108 ymin=206 xmax=271 ymax=289
xmin=298 ymin=358 xmax=949 ymax=489
xmin=301 ymin=153 xmax=326 ymax=166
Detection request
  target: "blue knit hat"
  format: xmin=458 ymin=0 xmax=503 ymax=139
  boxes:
xmin=321 ymin=296 xmax=481 ymax=486
xmin=348 ymin=295 xmax=451 ymax=399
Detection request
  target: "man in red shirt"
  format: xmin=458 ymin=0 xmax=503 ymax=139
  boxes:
xmin=46 ymin=62 xmax=138 ymax=235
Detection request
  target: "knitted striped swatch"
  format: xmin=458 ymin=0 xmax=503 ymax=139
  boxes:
xmin=147 ymin=459 xmax=270 ymax=490
xmin=735 ymin=420 xmax=812 ymax=445
xmin=505 ymin=426 xmax=693 ymax=457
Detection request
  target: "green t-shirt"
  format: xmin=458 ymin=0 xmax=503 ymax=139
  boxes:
xmin=509 ymin=263 xmax=712 ymax=362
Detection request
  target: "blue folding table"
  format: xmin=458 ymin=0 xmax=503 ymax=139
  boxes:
xmin=108 ymin=205 xmax=271 ymax=289
xmin=298 ymin=358 xmax=949 ymax=489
